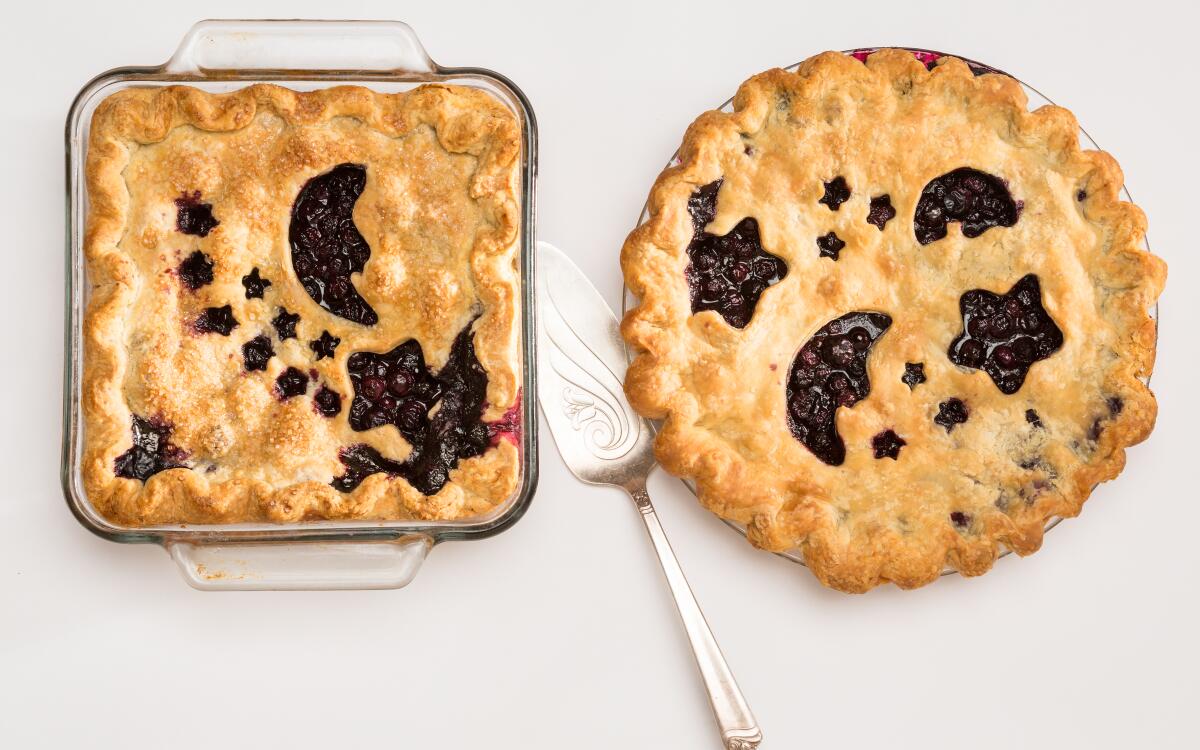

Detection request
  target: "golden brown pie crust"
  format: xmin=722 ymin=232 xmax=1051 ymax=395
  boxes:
xmin=621 ymin=50 xmax=1166 ymax=592
xmin=83 ymin=83 xmax=522 ymax=526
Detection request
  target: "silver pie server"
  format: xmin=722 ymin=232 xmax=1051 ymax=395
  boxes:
xmin=535 ymin=241 xmax=762 ymax=750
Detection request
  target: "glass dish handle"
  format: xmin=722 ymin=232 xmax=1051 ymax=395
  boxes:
xmin=165 ymin=19 xmax=438 ymax=76
xmin=166 ymin=535 xmax=433 ymax=591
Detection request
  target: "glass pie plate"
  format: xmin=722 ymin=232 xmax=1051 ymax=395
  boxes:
xmin=61 ymin=20 xmax=539 ymax=590
xmin=621 ymin=47 xmax=1156 ymax=575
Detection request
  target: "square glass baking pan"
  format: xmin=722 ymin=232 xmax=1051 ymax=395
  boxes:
xmin=61 ymin=19 xmax=539 ymax=590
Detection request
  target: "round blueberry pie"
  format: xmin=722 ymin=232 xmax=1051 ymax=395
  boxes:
xmin=83 ymin=84 xmax=524 ymax=525
xmin=621 ymin=50 xmax=1166 ymax=592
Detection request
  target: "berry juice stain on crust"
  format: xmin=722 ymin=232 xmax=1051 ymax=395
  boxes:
xmin=178 ymin=251 xmax=214 ymax=290
xmin=289 ymin=163 xmax=378 ymax=326
xmin=914 ymin=168 xmax=1019 ymax=245
xmin=114 ymin=415 xmax=188 ymax=481
xmin=175 ymin=191 xmax=219 ymax=237
xmin=487 ymin=391 xmax=523 ymax=447
xmin=193 ymin=305 xmax=238 ymax=336
xmin=337 ymin=323 xmax=508 ymax=496
xmin=817 ymin=232 xmax=846 ymax=261
xmin=275 ymin=367 xmax=310 ymax=399
xmin=866 ymin=195 xmax=896 ymax=230
xmin=241 ymin=268 xmax=271 ymax=299
xmin=684 ymin=180 xmax=788 ymax=329
xmin=786 ymin=311 xmax=892 ymax=466
xmin=935 ymin=398 xmax=969 ymax=432
xmin=819 ymin=176 xmax=851 ymax=211
xmin=241 ymin=335 xmax=274 ymax=372
xmin=948 ymin=275 xmax=1063 ymax=394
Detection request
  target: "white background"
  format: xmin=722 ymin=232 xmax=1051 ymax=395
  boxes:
xmin=2 ymin=1 xmax=1197 ymax=748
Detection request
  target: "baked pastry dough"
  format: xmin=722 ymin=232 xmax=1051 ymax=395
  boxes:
xmin=621 ymin=50 xmax=1165 ymax=592
xmin=84 ymin=83 xmax=523 ymax=526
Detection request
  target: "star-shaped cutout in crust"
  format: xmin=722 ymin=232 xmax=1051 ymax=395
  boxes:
xmin=309 ymin=331 xmax=341 ymax=360
xmin=272 ymin=308 xmax=301 ymax=340
xmin=818 ymin=176 xmax=851 ymax=211
xmin=947 ymin=274 xmax=1063 ymax=394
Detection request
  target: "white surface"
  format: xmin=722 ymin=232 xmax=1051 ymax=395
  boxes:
xmin=2 ymin=1 xmax=1198 ymax=748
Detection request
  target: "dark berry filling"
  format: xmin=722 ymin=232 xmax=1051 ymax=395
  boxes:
xmin=902 ymin=362 xmax=926 ymax=389
xmin=872 ymin=429 xmax=906 ymax=460
xmin=819 ymin=176 xmax=851 ymax=211
xmin=950 ymin=511 xmax=972 ymax=528
xmin=1026 ymin=409 xmax=1042 ymax=428
xmin=337 ymin=324 xmax=498 ymax=495
xmin=313 ymin=385 xmax=342 ymax=418
xmin=275 ymin=367 xmax=310 ymax=399
xmin=310 ymin=331 xmax=340 ymax=360
xmin=948 ymin=274 xmax=1063 ymax=394
xmin=1076 ymin=190 xmax=1088 ymax=202
xmin=935 ymin=398 xmax=969 ymax=432
xmin=289 ymin=163 xmax=377 ymax=326
xmin=175 ymin=191 xmax=219 ymax=237
xmin=178 ymin=251 xmax=214 ymax=290
xmin=683 ymin=180 xmax=787 ymax=329
xmin=113 ymin=415 xmax=188 ymax=481
xmin=242 ymin=268 xmax=271 ymax=299
xmin=866 ymin=195 xmax=896 ymax=230
xmin=786 ymin=311 xmax=892 ymax=465
xmin=272 ymin=308 xmax=301 ymax=340
xmin=193 ymin=305 xmax=238 ymax=336
xmin=241 ymin=335 xmax=274 ymax=372
xmin=817 ymin=232 xmax=845 ymax=261
xmin=914 ymin=167 xmax=1019 ymax=245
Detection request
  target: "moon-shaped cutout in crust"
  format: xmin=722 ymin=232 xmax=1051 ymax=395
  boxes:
xmin=786 ymin=311 xmax=892 ymax=465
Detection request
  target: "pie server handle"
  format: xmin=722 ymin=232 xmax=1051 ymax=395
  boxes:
xmin=625 ymin=478 xmax=763 ymax=749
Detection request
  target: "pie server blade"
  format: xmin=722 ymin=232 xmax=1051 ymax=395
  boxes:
xmin=535 ymin=241 xmax=762 ymax=750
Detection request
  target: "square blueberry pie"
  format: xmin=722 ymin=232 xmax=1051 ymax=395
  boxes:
xmin=84 ymin=84 xmax=523 ymax=525
xmin=621 ymin=50 xmax=1166 ymax=592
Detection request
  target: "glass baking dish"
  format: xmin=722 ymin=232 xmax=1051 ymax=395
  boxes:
xmin=61 ymin=20 xmax=539 ymax=590
xmin=622 ymin=46 xmax=1157 ymax=575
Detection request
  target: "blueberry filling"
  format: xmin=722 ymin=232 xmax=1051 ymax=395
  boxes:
xmin=935 ymin=398 xmax=969 ymax=432
xmin=113 ymin=415 xmax=188 ymax=481
xmin=1026 ymin=409 xmax=1042 ymax=428
xmin=337 ymin=323 xmax=498 ymax=495
xmin=819 ymin=176 xmax=851 ymax=211
xmin=242 ymin=268 xmax=271 ymax=299
xmin=313 ymin=385 xmax=342 ymax=418
xmin=175 ymin=191 xmax=219 ymax=237
xmin=902 ymin=362 xmax=926 ymax=389
xmin=872 ymin=429 xmax=906 ymax=460
xmin=310 ymin=331 xmax=340 ymax=360
xmin=786 ymin=311 xmax=892 ymax=465
xmin=242 ymin=335 xmax=274 ymax=372
xmin=950 ymin=510 xmax=972 ymax=528
xmin=178 ymin=251 xmax=214 ymax=290
xmin=948 ymin=275 xmax=1063 ymax=394
xmin=193 ymin=305 xmax=238 ymax=336
xmin=289 ymin=163 xmax=378 ymax=326
xmin=914 ymin=168 xmax=1019 ymax=245
xmin=275 ymin=367 xmax=310 ymax=399
xmin=272 ymin=308 xmax=301 ymax=340
xmin=683 ymin=180 xmax=788 ymax=329
xmin=817 ymin=232 xmax=845 ymax=261
xmin=866 ymin=195 xmax=896 ymax=230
